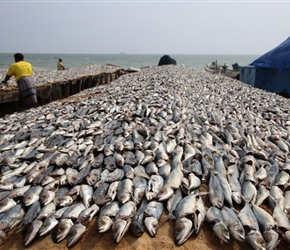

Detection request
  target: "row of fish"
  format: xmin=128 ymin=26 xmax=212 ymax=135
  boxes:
xmin=0 ymin=65 xmax=290 ymax=249
xmin=0 ymin=64 xmax=121 ymax=87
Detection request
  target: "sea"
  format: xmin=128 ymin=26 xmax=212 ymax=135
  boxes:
xmin=0 ymin=53 xmax=259 ymax=71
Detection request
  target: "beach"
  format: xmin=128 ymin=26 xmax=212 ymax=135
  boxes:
xmin=0 ymin=65 xmax=289 ymax=250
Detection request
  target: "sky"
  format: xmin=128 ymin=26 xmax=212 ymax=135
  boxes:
xmin=1 ymin=0 xmax=290 ymax=55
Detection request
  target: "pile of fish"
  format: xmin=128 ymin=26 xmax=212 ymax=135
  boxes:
xmin=0 ymin=64 xmax=121 ymax=87
xmin=0 ymin=65 xmax=290 ymax=249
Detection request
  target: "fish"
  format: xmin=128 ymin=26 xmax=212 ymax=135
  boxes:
xmin=132 ymin=176 xmax=147 ymax=204
xmin=0 ymin=204 xmax=25 ymax=232
xmin=164 ymin=188 xmax=183 ymax=222
xmin=23 ymin=185 xmax=43 ymax=206
xmin=174 ymin=217 xmax=194 ymax=245
xmin=97 ymin=201 xmax=120 ymax=233
xmin=117 ymin=179 xmax=133 ymax=204
xmin=130 ymin=198 xmax=148 ymax=237
xmin=77 ymin=204 xmax=99 ymax=226
xmin=55 ymin=218 xmax=74 ymax=243
xmin=144 ymin=201 xmax=163 ymax=237
xmin=80 ymin=184 xmax=93 ymax=208
xmin=208 ymin=171 xmax=224 ymax=208
xmin=221 ymin=206 xmax=245 ymax=242
xmin=112 ymin=218 xmax=132 ymax=243
xmin=21 ymin=200 xmax=42 ymax=228
xmin=0 ymin=198 xmax=17 ymax=214
xmin=93 ymin=182 xmax=111 ymax=205
xmin=206 ymin=206 xmax=230 ymax=243
xmin=66 ymin=222 xmax=87 ymax=247
xmin=39 ymin=216 xmax=59 ymax=236
xmin=157 ymin=163 xmax=183 ymax=201
xmin=24 ymin=219 xmax=43 ymax=246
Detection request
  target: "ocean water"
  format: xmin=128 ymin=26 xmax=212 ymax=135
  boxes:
xmin=0 ymin=53 xmax=259 ymax=71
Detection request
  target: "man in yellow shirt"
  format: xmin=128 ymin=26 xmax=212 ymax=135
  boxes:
xmin=57 ymin=58 xmax=65 ymax=71
xmin=2 ymin=53 xmax=38 ymax=108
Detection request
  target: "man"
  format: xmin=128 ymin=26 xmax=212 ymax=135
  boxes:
xmin=57 ymin=58 xmax=65 ymax=70
xmin=2 ymin=53 xmax=38 ymax=108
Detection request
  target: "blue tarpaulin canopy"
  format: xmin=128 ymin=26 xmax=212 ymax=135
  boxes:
xmin=250 ymin=36 xmax=290 ymax=71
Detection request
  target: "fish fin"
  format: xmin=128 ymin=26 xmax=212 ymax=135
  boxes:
xmin=162 ymin=213 xmax=176 ymax=224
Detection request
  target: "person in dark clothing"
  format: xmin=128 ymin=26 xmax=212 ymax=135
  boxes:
xmin=2 ymin=53 xmax=38 ymax=108
xmin=158 ymin=55 xmax=177 ymax=66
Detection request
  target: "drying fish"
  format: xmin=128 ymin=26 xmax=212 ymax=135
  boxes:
xmin=24 ymin=219 xmax=43 ymax=246
xmin=174 ymin=217 xmax=194 ymax=245
xmin=157 ymin=163 xmax=183 ymax=201
xmin=164 ymin=188 xmax=183 ymax=222
xmin=66 ymin=222 xmax=87 ymax=247
xmin=221 ymin=206 xmax=245 ymax=242
xmin=130 ymin=198 xmax=148 ymax=237
xmin=206 ymin=206 xmax=230 ymax=243
xmin=144 ymin=201 xmax=163 ymax=237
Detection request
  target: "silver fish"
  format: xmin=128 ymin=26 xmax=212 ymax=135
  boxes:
xmin=130 ymin=198 xmax=148 ymax=237
xmin=21 ymin=200 xmax=41 ymax=228
xmin=97 ymin=201 xmax=120 ymax=233
xmin=39 ymin=216 xmax=59 ymax=237
xmin=208 ymin=171 xmax=224 ymax=208
xmin=157 ymin=163 xmax=183 ymax=201
xmin=55 ymin=218 xmax=74 ymax=243
xmin=221 ymin=206 xmax=245 ymax=242
xmin=0 ymin=197 xmax=17 ymax=214
xmin=24 ymin=219 xmax=43 ymax=246
xmin=206 ymin=206 xmax=230 ymax=243
xmin=144 ymin=201 xmax=163 ymax=237
xmin=36 ymin=202 xmax=56 ymax=220
xmin=23 ymin=185 xmax=43 ymax=206
xmin=174 ymin=217 xmax=194 ymax=245
xmin=77 ymin=204 xmax=99 ymax=226
xmin=112 ymin=218 xmax=131 ymax=243
xmin=117 ymin=179 xmax=133 ymax=204
xmin=132 ymin=176 xmax=147 ymax=204
xmin=80 ymin=184 xmax=93 ymax=208
xmin=164 ymin=188 xmax=183 ymax=222
xmin=66 ymin=222 xmax=87 ymax=247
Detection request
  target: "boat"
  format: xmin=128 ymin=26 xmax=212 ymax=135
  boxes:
xmin=204 ymin=60 xmax=240 ymax=79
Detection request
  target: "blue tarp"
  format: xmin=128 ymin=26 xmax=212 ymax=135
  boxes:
xmin=250 ymin=36 xmax=290 ymax=71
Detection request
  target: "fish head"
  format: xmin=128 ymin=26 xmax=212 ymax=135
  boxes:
xmin=174 ymin=217 xmax=193 ymax=245
xmin=229 ymin=222 xmax=245 ymax=242
xmin=246 ymin=229 xmax=266 ymax=250
xmin=231 ymin=191 xmax=243 ymax=205
xmin=133 ymin=188 xmax=145 ymax=204
xmin=213 ymin=222 xmax=230 ymax=243
xmin=112 ymin=218 xmax=131 ymax=243
xmin=98 ymin=216 xmax=113 ymax=233
xmin=144 ymin=216 xmax=158 ymax=237
xmin=263 ymin=229 xmax=279 ymax=250
xmin=156 ymin=186 xmax=174 ymax=201
xmin=130 ymin=220 xmax=144 ymax=237
xmin=55 ymin=219 xmax=74 ymax=243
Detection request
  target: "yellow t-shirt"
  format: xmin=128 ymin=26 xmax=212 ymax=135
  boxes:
xmin=57 ymin=62 xmax=65 ymax=71
xmin=7 ymin=61 xmax=33 ymax=82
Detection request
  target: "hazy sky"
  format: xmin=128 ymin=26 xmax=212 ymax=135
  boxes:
xmin=1 ymin=1 xmax=290 ymax=55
